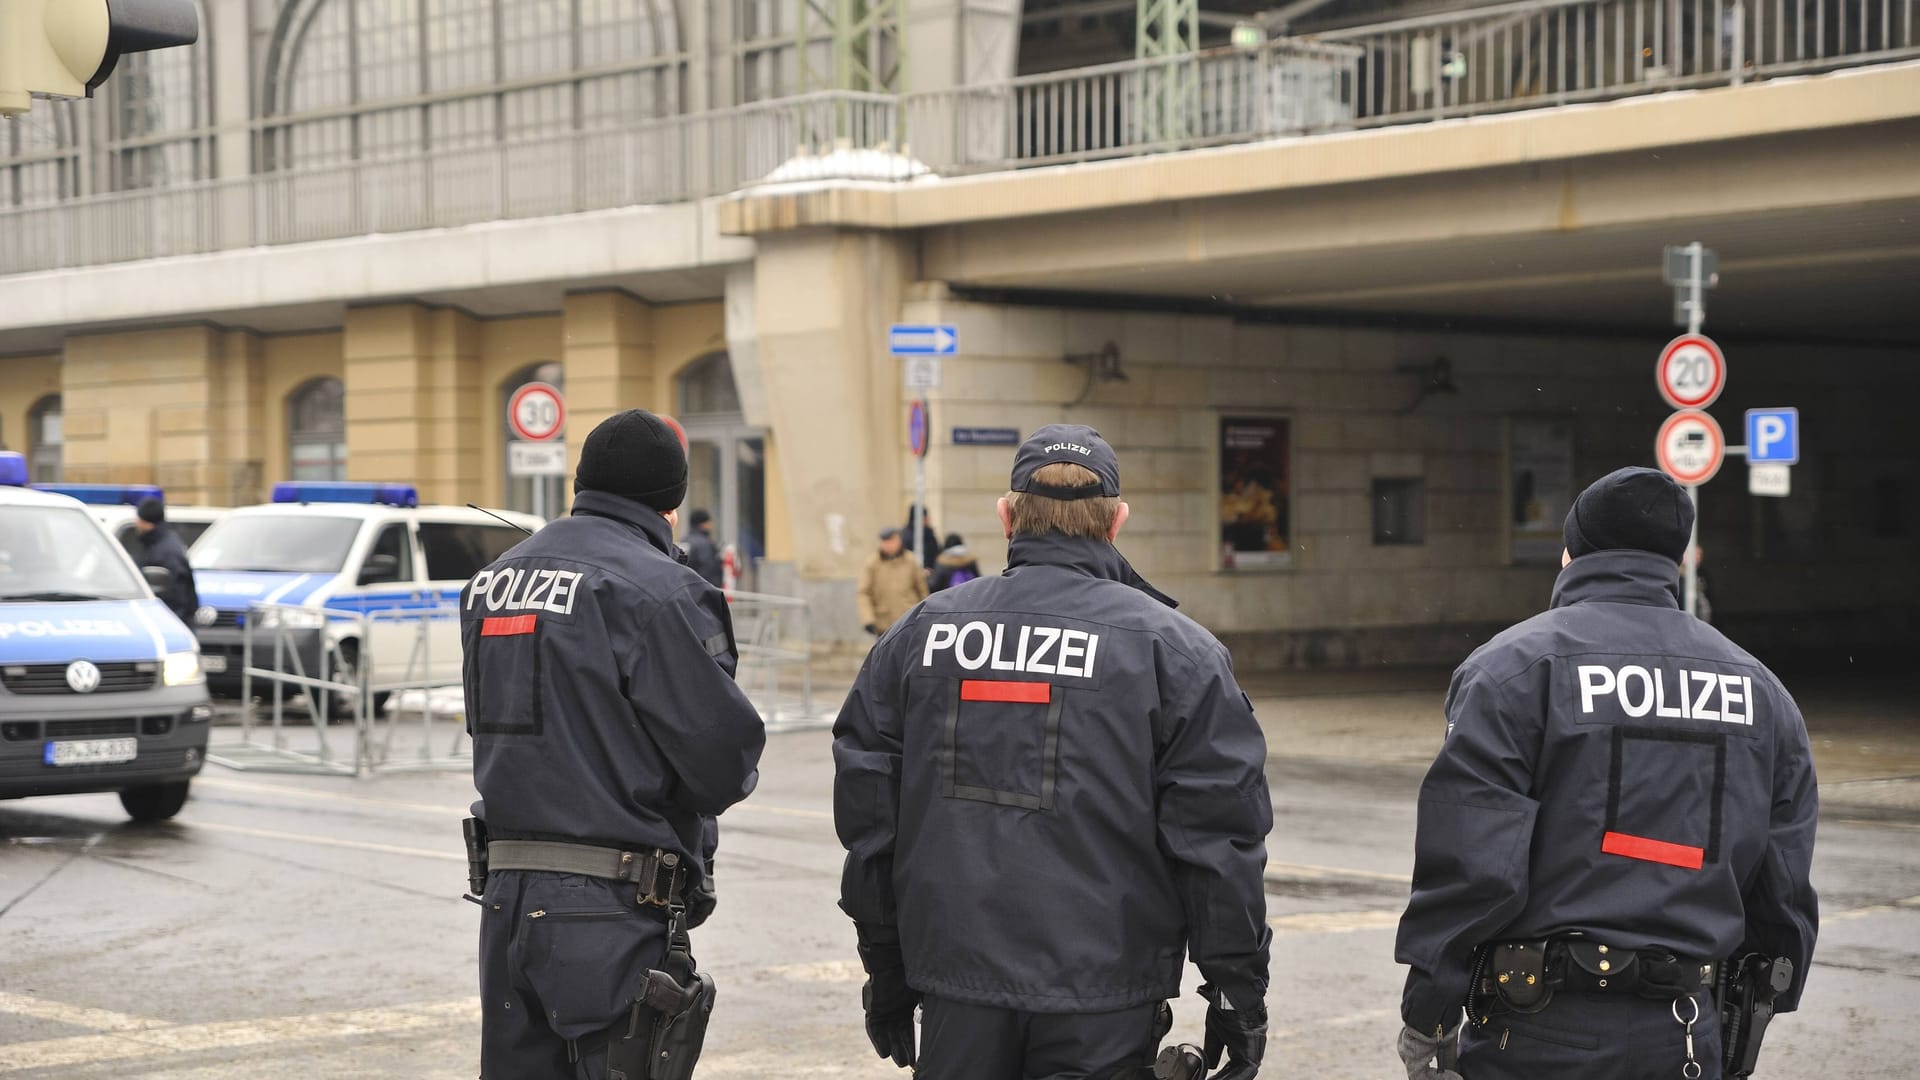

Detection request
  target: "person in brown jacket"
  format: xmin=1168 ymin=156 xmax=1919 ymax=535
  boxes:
xmin=857 ymin=526 xmax=928 ymax=638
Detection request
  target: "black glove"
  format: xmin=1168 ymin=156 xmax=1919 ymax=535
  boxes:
xmin=1198 ymin=983 xmax=1266 ymax=1080
xmin=857 ymin=927 xmax=919 ymax=1069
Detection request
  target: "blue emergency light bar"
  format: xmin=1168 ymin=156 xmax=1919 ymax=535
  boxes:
xmin=0 ymin=452 xmax=27 ymax=487
xmin=271 ymin=482 xmax=419 ymax=508
xmin=31 ymin=483 xmax=164 ymax=506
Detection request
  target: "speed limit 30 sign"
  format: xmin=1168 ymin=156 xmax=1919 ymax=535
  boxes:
xmin=1656 ymin=334 xmax=1726 ymax=411
xmin=508 ymin=382 xmax=565 ymax=442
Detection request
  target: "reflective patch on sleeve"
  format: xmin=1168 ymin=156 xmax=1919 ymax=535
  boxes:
xmin=703 ymin=632 xmax=731 ymax=657
xmin=960 ymin=679 xmax=1052 ymax=704
xmin=481 ymin=614 xmax=538 ymax=637
xmin=1602 ymin=831 xmax=1705 ymax=871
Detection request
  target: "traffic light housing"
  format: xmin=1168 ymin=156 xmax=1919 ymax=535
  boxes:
xmin=0 ymin=0 xmax=198 ymax=117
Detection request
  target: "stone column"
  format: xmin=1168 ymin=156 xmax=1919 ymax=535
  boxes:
xmin=562 ymin=290 xmax=657 ymax=507
xmin=342 ymin=304 xmax=484 ymax=505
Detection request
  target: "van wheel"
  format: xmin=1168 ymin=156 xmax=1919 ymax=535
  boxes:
xmin=120 ymin=781 xmax=191 ymax=822
xmin=325 ymin=640 xmax=390 ymax=721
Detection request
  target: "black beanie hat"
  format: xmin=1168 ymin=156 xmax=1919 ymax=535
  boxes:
xmin=1564 ymin=466 xmax=1694 ymax=564
xmin=136 ymin=496 xmax=165 ymax=524
xmin=574 ymin=409 xmax=688 ymax=512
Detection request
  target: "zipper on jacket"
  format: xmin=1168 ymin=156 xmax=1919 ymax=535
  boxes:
xmin=526 ymin=909 xmax=628 ymax=920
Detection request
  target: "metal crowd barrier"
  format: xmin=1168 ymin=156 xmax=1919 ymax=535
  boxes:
xmin=727 ymin=590 xmax=818 ymax=727
xmin=206 ymin=599 xmax=469 ymax=776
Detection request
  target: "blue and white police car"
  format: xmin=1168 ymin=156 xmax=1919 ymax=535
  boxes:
xmin=0 ymin=454 xmax=212 ymax=821
xmin=187 ymin=483 xmax=540 ymax=715
xmin=32 ymin=484 xmax=230 ymax=560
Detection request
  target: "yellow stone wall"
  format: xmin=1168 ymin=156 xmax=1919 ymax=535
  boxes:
xmin=480 ymin=314 xmax=564 ymax=510
xmin=342 ymin=304 xmax=485 ymax=506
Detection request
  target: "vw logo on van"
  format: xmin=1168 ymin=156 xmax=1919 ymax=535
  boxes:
xmin=65 ymin=660 xmax=102 ymax=694
xmin=194 ymin=606 xmax=218 ymax=627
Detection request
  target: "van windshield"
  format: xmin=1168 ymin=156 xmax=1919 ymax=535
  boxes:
xmin=0 ymin=506 xmax=148 ymax=602
xmin=192 ymin=516 xmax=362 ymax=575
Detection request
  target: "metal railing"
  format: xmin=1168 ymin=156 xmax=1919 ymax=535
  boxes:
xmin=727 ymin=589 xmax=818 ymax=727
xmin=1318 ymin=0 xmax=1917 ymax=123
xmin=0 ymin=0 xmax=1911 ymax=276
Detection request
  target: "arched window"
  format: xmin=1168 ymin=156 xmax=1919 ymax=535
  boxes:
xmin=502 ymin=362 xmax=565 ymax=517
xmin=288 ymin=378 xmax=348 ymax=481
xmin=261 ymin=0 xmax=687 ymax=170
xmin=677 ymin=351 xmax=741 ymax=417
xmin=27 ymin=395 xmax=62 ymax=483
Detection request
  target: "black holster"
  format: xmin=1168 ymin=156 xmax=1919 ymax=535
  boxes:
xmin=605 ymin=904 xmax=715 ymax=1080
xmin=1110 ymin=1002 xmax=1204 ymax=1080
xmin=1718 ymin=954 xmax=1792 ymax=1078
xmin=461 ymin=817 xmax=489 ymax=897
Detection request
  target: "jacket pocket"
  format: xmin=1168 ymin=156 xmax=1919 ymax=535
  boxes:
xmin=939 ymin=676 xmax=1061 ymax=813
xmin=512 ymin=880 xmax=668 ymax=1040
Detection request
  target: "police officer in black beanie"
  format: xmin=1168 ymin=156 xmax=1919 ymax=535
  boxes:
xmin=462 ymin=408 xmax=767 ymax=1079
xmin=1396 ymin=466 xmax=1818 ymax=1080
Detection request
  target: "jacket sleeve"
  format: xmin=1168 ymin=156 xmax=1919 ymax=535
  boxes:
xmin=833 ymin=639 xmax=905 ymax=932
xmin=1156 ymin=646 xmax=1273 ymax=1009
xmin=1396 ymin=664 xmax=1542 ymax=1035
xmin=620 ymin=581 xmax=767 ymax=817
xmin=855 ymin=559 xmax=879 ymax=628
xmin=1739 ymin=680 xmax=1820 ymax=1012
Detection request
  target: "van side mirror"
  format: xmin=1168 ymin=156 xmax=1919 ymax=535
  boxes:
xmin=358 ymin=554 xmax=402 ymax=586
xmin=142 ymin=565 xmax=173 ymax=593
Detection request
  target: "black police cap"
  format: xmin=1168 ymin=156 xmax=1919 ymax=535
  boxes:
xmin=1010 ymin=424 xmax=1121 ymax=500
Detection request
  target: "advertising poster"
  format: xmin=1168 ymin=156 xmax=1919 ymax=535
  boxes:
xmin=1220 ymin=417 xmax=1291 ymax=569
xmin=1510 ymin=418 xmax=1574 ymax=564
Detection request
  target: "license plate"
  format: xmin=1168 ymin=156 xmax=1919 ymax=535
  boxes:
xmin=44 ymin=738 xmax=139 ymax=767
xmin=201 ymin=654 xmax=228 ymax=674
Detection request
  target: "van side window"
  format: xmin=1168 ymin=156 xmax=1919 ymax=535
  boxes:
xmin=419 ymin=523 xmax=527 ymax=581
xmin=360 ymin=523 xmax=415 ymax=586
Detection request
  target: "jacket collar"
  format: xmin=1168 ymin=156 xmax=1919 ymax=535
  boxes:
xmin=1551 ymin=549 xmax=1682 ymax=610
xmin=570 ymin=491 xmax=685 ymax=563
xmin=1005 ymin=532 xmax=1178 ymax=609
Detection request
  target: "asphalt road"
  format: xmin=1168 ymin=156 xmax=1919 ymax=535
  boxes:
xmin=2 ymin=721 xmax=1918 ymax=1078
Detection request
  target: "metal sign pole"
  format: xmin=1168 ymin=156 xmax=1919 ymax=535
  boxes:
xmin=1683 ymin=242 xmax=1705 ymax=620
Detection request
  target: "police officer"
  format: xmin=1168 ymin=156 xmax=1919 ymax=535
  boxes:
xmin=133 ymin=497 xmax=197 ymax=623
xmin=834 ymin=425 xmax=1273 ymax=1079
xmin=463 ymin=408 xmax=767 ymax=1079
xmin=1395 ymin=467 xmax=1819 ymax=1080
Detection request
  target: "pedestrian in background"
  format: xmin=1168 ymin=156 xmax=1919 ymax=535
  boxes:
xmin=836 ymin=425 xmax=1271 ymax=1079
xmin=684 ymin=507 xmax=725 ymax=589
xmin=857 ymin=525 xmax=927 ymax=638
xmin=1396 ymin=467 xmax=1817 ymax=1080
xmin=462 ymin=408 xmax=766 ymax=1079
xmin=133 ymin=497 xmax=197 ymax=624
xmin=928 ymin=532 xmax=980 ymax=592
xmin=902 ymin=506 xmax=941 ymax=575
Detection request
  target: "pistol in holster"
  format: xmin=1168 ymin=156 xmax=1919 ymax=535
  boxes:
xmin=1718 ymin=954 xmax=1792 ymax=1078
xmin=606 ymin=904 xmax=716 ymax=1080
xmin=1110 ymin=1002 xmax=1203 ymax=1080
xmin=461 ymin=817 xmax=489 ymax=897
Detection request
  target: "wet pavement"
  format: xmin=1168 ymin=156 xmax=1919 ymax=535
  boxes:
xmin=0 ymin=670 xmax=1917 ymax=1078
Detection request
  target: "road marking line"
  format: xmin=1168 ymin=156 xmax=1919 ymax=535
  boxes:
xmin=197 ymin=773 xmax=837 ymax=822
xmin=0 ymin=999 xmax=477 ymax=1072
xmin=762 ymin=959 xmax=868 ymax=984
xmin=1271 ymin=1007 xmax=1399 ymax=1040
xmin=0 ymin=992 xmax=165 ymax=1033
xmin=188 ymin=820 xmax=464 ymax=862
xmin=1268 ymin=909 xmax=1402 ymax=933
xmin=1265 ymin=860 xmax=1411 ymax=885
xmin=1829 ymin=894 xmax=1920 ymax=921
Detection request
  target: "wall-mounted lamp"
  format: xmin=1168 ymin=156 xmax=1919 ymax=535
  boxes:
xmin=1064 ymin=341 xmax=1126 ymax=406
xmin=1396 ymin=356 xmax=1458 ymax=414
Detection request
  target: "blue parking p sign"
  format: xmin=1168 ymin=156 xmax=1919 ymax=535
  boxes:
xmin=1746 ymin=408 xmax=1799 ymax=465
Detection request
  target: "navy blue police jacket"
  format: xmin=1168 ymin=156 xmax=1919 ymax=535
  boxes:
xmin=834 ymin=532 xmax=1274 ymax=1014
xmin=463 ymin=491 xmax=766 ymax=885
xmin=1395 ymin=549 xmax=1819 ymax=1034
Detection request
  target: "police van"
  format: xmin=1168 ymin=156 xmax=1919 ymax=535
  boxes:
xmin=0 ymin=455 xmax=212 ymax=821
xmin=187 ymin=483 xmax=540 ymax=714
xmin=31 ymin=484 xmax=229 ymax=560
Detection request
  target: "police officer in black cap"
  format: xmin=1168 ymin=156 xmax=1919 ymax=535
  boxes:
xmin=133 ymin=497 xmax=197 ymax=623
xmin=835 ymin=424 xmax=1273 ymax=1079
xmin=463 ymin=408 xmax=767 ymax=1079
xmin=1395 ymin=467 xmax=1819 ymax=1080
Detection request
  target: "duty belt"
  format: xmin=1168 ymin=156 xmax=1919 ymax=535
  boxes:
xmin=487 ymin=839 xmax=687 ymax=908
xmin=1472 ymin=937 xmax=1716 ymax=1019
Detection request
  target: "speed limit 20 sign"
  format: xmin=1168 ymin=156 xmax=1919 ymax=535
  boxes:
xmin=508 ymin=382 xmax=565 ymax=442
xmin=1656 ymin=334 xmax=1726 ymax=411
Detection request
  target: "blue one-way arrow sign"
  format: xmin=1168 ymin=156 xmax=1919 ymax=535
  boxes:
xmin=889 ymin=324 xmax=958 ymax=356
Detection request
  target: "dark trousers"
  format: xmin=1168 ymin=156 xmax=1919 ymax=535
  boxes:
xmin=916 ymin=995 xmax=1160 ymax=1080
xmin=478 ymin=870 xmax=670 ymax=1080
xmin=1461 ymin=989 xmax=1722 ymax=1080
